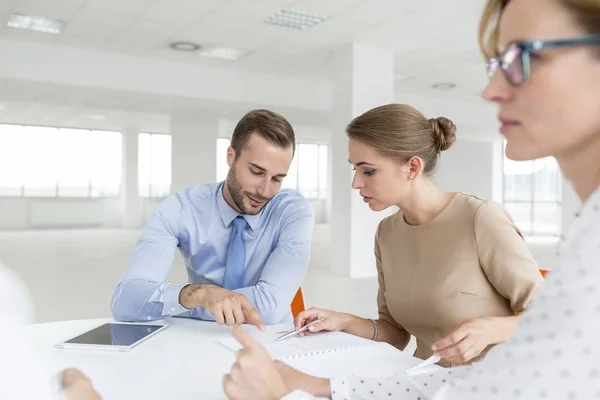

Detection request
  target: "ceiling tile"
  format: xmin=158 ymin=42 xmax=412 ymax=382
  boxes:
xmin=102 ymin=40 xmax=153 ymax=57
xmin=288 ymin=0 xmax=363 ymax=17
xmin=216 ymin=23 xmax=302 ymax=51
xmin=12 ymin=0 xmax=84 ymax=21
xmin=115 ymin=18 xmax=185 ymax=47
xmin=0 ymin=0 xmax=17 ymax=12
xmin=63 ymin=19 xmax=124 ymax=40
xmin=70 ymin=6 xmax=136 ymax=29
xmin=163 ymin=0 xmax=228 ymax=10
xmin=206 ymin=0 xmax=284 ymax=25
xmin=140 ymin=3 xmax=204 ymax=26
xmin=156 ymin=0 xmax=228 ymax=12
xmin=56 ymin=34 xmax=108 ymax=49
xmin=83 ymin=0 xmax=156 ymax=16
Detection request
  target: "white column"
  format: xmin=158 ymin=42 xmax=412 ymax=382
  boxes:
xmin=170 ymin=112 xmax=219 ymax=192
xmin=330 ymin=42 xmax=396 ymax=278
xmin=121 ymin=127 xmax=142 ymax=228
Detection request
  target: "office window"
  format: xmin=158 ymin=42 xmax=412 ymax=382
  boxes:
xmin=138 ymin=133 xmax=171 ymax=198
xmin=215 ymin=139 xmax=328 ymax=199
xmin=502 ymin=144 xmax=562 ymax=236
xmin=0 ymin=124 xmax=121 ymax=197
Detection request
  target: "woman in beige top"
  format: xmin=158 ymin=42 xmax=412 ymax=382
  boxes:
xmin=293 ymin=103 xmax=544 ymax=368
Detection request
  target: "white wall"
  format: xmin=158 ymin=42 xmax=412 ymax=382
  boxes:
xmin=0 ymin=198 xmax=122 ymax=230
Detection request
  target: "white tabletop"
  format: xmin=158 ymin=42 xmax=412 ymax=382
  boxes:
xmin=22 ymin=318 xmax=425 ymax=400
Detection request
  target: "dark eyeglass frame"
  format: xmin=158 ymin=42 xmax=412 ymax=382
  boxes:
xmin=487 ymin=35 xmax=600 ymax=86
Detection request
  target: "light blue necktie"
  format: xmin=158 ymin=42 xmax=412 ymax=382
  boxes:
xmin=223 ymin=216 xmax=247 ymax=290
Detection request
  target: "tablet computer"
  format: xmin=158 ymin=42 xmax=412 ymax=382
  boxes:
xmin=55 ymin=323 xmax=170 ymax=352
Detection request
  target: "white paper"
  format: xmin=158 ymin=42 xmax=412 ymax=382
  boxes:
xmin=404 ymin=353 xmax=441 ymax=376
xmin=216 ymin=330 xmax=376 ymax=360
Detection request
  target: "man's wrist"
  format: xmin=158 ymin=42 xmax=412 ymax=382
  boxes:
xmin=179 ymin=284 xmax=209 ymax=309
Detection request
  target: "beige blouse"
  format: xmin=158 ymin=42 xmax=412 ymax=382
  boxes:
xmin=375 ymin=192 xmax=544 ymax=367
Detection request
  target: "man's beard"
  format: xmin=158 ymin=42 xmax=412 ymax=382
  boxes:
xmin=226 ymin=163 xmax=272 ymax=215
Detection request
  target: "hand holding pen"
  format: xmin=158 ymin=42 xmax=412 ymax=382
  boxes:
xmin=291 ymin=307 xmax=353 ymax=338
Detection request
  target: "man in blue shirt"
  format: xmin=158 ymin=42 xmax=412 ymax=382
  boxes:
xmin=111 ymin=109 xmax=315 ymax=328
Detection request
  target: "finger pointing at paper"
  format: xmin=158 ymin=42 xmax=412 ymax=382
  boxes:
xmin=223 ymin=326 xmax=290 ymax=400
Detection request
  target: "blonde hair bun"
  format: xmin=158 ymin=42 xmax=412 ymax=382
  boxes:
xmin=429 ymin=117 xmax=457 ymax=152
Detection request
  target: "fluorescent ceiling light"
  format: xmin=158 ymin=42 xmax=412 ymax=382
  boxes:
xmin=7 ymin=13 xmax=65 ymax=35
xmin=264 ymin=9 xmax=327 ymax=30
xmin=198 ymin=46 xmax=249 ymax=61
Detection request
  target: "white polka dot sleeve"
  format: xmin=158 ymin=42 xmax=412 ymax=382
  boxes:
xmin=328 ymin=368 xmax=472 ymax=400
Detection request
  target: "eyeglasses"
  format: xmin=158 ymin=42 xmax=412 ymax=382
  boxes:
xmin=486 ymin=35 xmax=600 ymax=86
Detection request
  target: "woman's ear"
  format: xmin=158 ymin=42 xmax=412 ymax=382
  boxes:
xmin=407 ymin=157 xmax=423 ymax=179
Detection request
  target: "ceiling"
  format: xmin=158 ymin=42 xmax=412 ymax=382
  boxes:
xmin=0 ymin=0 xmax=494 ymax=133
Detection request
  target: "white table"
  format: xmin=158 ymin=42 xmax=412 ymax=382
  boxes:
xmin=22 ymin=318 xmax=427 ymax=400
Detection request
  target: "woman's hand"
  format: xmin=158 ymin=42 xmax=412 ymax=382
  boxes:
xmin=274 ymin=361 xmax=331 ymax=398
xmin=61 ymin=368 xmax=101 ymax=400
xmin=293 ymin=307 xmax=352 ymax=337
xmin=223 ymin=326 xmax=290 ymax=400
xmin=431 ymin=316 xmax=507 ymax=363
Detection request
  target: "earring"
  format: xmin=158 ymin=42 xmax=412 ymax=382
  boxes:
xmin=409 ymin=175 xmax=414 ymax=180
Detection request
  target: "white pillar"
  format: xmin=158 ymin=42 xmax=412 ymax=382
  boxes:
xmin=170 ymin=112 xmax=219 ymax=192
xmin=331 ymin=42 xmax=396 ymax=278
xmin=121 ymin=127 xmax=142 ymax=228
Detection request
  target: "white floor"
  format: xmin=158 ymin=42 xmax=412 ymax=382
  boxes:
xmin=0 ymin=229 xmax=381 ymax=324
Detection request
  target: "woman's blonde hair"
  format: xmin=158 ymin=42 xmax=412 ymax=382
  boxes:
xmin=479 ymin=0 xmax=600 ymax=58
xmin=346 ymin=104 xmax=456 ymax=176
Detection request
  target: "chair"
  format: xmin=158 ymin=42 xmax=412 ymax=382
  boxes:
xmin=515 ymin=269 xmax=549 ymax=315
xmin=291 ymin=287 xmax=306 ymax=318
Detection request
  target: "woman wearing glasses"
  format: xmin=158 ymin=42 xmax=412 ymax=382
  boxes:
xmin=222 ymin=0 xmax=600 ymax=399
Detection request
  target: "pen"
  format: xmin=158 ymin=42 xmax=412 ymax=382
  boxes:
xmin=274 ymin=318 xmax=325 ymax=342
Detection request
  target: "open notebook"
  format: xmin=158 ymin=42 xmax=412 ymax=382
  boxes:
xmin=216 ymin=329 xmax=442 ymax=376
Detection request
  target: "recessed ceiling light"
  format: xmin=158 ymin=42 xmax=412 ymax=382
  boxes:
xmin=264 ymin=9 xmax=327 ymax=30
xmin=432 ymin=82 xmax=456 ymax=90
xmin=169 ymin=41 xmax=202 ymax=52
xmin=7 ymin=13 xmax=65 ymax=35
xmin=198 ymin=46 xmax=249 ymax=61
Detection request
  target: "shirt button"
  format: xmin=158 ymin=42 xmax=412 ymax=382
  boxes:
xmin=170 ymin=307 xmax=175 ymax=312
xmin=146 ymin=316 xmax=151 ymax=321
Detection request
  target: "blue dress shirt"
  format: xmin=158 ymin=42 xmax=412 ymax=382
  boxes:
xmin=111 ymin=182 xmax=315 ymax=325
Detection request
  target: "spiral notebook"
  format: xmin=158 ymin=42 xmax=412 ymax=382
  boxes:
xmin=217 ymin=329 xmax=377 ymax=361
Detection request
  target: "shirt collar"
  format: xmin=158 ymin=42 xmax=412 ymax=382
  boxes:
xmin=216 ymin=181 xmax=262 ymax=230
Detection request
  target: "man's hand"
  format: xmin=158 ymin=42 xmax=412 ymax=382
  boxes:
xmin=179 ymin=284 xmax=264 ymax=330
xmin=60 ymin=368 xmax=101 ymax=400
xmin=223 ymin=326 xmax=290 ymax=400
